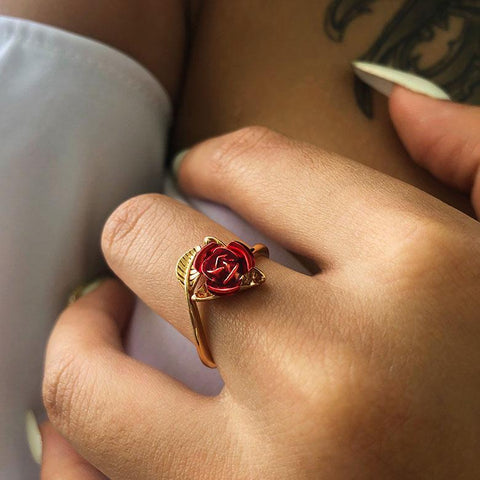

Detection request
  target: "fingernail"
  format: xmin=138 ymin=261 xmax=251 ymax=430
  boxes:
xmin=25 ymin=410 xmax=42 ymax=465
xmin=68 ymin=277 xmax=107 ymax=305
xmin=171 ymin=149 xmax=189 ymax=181
xmin=352 ymin=61 xmax=450 ymax=100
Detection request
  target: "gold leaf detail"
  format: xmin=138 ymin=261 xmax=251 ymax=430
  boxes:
xmin=176 ymin=246 xmax=201 ymax=287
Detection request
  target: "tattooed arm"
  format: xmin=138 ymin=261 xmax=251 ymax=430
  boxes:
xmin=325 ymin=0 xmax=480 ymax=117
xmin=175 ymin=0 xmax=478 ymax=213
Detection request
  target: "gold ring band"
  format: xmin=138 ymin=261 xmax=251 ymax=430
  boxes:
xmin=176 ymin=236 xmax=269 ymax=368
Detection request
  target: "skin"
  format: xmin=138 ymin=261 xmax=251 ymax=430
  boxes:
xmin=42 ymin=91 xmax=480 ymax=479
xmin=5 ymin=0 xmax=476 ymax=476
xmin=39 ymin=422 xmax=107 ymax=480
xmin=175 ymin=0 xmax=471 ymax=214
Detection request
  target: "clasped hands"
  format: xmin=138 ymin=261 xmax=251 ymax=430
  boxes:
xmin=40 ymin=89 xmax=480 ymax=479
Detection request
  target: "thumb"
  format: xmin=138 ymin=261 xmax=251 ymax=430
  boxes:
xmin=389 ymin=87 xmax=480 ymax=215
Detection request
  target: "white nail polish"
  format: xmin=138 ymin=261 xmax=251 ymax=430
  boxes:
xmin=352 ymin=61 xmax=450 ymax=100
xmin=67 ymin=277 xmax=106 ymax=305
xmin=171 ymin=149 xmax=189 ymax=180
xmin=25 ymin=410 xmax=42 ymax=465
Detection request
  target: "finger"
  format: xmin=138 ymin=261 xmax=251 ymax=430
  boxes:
xmin=389 ymin=87 xmax=480 ymax=216
xmin=43 ymin=279 xmax=219 ymax=480
xmin=175 ymin=126 xmax=424 ymax=265
xmin=40 ymin=422 xmax=106 ymax=480
xmin=101 ymin=194 xmax=312 ymax=378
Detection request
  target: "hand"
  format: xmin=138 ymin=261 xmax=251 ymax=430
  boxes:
xmin=42 ymin=94 xmax=480 ymax=479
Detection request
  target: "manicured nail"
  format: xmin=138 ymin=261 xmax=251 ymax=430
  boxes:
xmin=352 ymin=61 xmax=450 ymax=100
xmin=68 ymin=277 xmax=107 ymax=305
xmin=171 ymin=149 xmax=189 ymax=181
xmin=25 ymin=410 xmax=42 ymax=465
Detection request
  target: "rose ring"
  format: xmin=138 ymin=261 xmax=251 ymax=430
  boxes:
xmin=176 ymin=236 xmax=269 ymax=368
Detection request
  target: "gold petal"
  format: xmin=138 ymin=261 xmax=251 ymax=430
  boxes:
xmin=191 ymin=283 xmax=217 ymax=302
xmin=203 ymin=236 xmax=225 ymax=246
xmin=240 ymin=268 xmax=266 ymax=289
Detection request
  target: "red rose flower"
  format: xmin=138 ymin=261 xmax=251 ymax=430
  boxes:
xmin=193 ymin=241 xmax=255 ymax=295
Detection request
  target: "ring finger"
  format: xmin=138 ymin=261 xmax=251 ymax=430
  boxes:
xmin=101 ymin=194 xmax=314 ymax=384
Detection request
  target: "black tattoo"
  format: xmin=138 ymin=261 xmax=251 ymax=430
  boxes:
xmin=324 ymin=0 xmax=480 ymax=118
xmin=324 ymin=0 xmax=376 ymax=42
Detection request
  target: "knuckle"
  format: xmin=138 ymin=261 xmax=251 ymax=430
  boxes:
xmin=42 ymin=343 xmax=86 ymax=432
xmin=218 ymin=125 xmax=277 ymax=158
xmin=395 ymin=217 xmax=448 ymax=263
xmin=382 ymin=212 xmax=473 ymax=284
xmin=101 ymin=194 xmax=165 ymax=265
xmin=207 ymin=126 xmax=282 ymax=182
xmin=295 ymin=140 xmax=331 ymax=173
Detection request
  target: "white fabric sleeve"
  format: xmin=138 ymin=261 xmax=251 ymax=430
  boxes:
xmin=0 ymin=16 xmax=171 ymax=478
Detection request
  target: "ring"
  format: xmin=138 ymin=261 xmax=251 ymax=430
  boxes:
xmin=176 ymin=236 xmax=269 ymax=368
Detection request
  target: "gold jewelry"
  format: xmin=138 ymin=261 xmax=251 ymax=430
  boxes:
xmin=176 ymin=236 xmax=268 ymax=368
